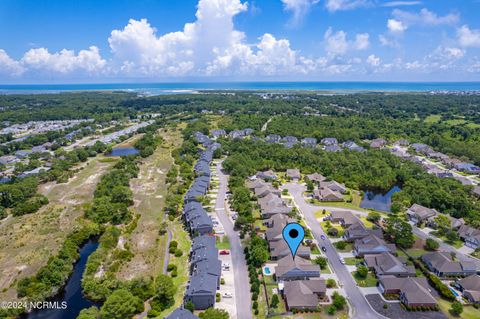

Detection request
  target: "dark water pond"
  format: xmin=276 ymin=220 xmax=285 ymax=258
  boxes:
xmin=360 ymin=185 xmax=401 ymax=212
xmin=22 ymin=238 xmax=100 ymax=319
xmin=106 ymin=147 xmax=139 ymax=157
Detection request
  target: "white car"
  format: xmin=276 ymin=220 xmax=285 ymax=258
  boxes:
xmin=339 ymin=257 xmax=345 ymax=264
xmin=215 ymin=229 xmax=225 ymax=234
xmin=223 ymin=292 xmax=233 ymax=298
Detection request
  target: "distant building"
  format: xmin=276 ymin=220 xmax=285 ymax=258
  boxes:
xmin=305 ymin=173 xmax=326 ymax=184
xmin=364 ymin=252 xmax=415 ymax=277
xmin=166 ymin=308 xmax=200 ymax=319
xmin=320 ymin=137 xmax=338 ymax=146
xmin=301 ymin=137 xmax=317 ymax=148
xmin=458 ymin=225 xmax=480 ymax=249
xmin=455 ymin=163 xmax=480 ymax=174
xmin=406 ymin=204 xmax=438 ymax=225
xmin=370 ymin=138 xmax=387 ymax=149
xmin=354 ymin=234 xmax=396 ymax=257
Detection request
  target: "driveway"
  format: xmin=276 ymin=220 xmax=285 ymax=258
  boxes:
xmin=214 ymin=161 xmax=252 ymax=319
xmin=284 ymin=183 xmax=387 ymax=319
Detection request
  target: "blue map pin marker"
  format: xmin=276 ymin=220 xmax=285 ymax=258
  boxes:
xmin=282 ymin=223 xmax=305 ymax=259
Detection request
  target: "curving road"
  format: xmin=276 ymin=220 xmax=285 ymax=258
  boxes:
xmin=284 ymin=183 xmax=386 ymax=319
xmin=215 ymin=161 xmax=252 ymax=319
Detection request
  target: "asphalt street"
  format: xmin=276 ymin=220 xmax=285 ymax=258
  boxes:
xmin=215 ymin=161 xmax=252 ymax=319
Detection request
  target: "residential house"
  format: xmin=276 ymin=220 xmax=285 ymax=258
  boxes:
xmin=343 ymin=222 xmax=383 ymax=242
xmin=265 ymin=134 xmax=282 ymax=144
xmin=258 ymin=192 xmax=283 ymax=208
xmin=421 ymin=251 xmax=477 ymax=277
xmin=264 ymin=213 xmax=293 ymax=228
xmin=269 ymin=240 xmax=311 ymax=260
xmin=305 ymin=173 xmax=326 ymax=184
xmin=281 ymin=136 xmax=298 ymax=145
xmin=455 ymin=163 xmax=480 ymax=174
xmin=256 ymin=170 xmax=277 ymax=180
xmin=456 ymin=275 xmax=480 ymax=304
xmin=354 ymin=234 xmax=396 ymax=257
xmin=255 ymin=185 xmax=280 ymax=198
xmin=260 ymin=203 xmax=292 ymax=219
xmin=301 ymin=137 xmax=317 ymax=148
xmin=184 ymin=273 xmax=218 ymax=310
xmin=283 ymin=279 xmax=326 ymax=311
xmin=427 ymin=215 xmax=465 ymax=230
xmin=370 ymin=138 xmax=387 ymax=149
xmin=410 ymin=143 xmax=430 ymax=153
xmin=406 ymin=204 xmax=438 ymax=225
xmin=275 ymin=255 xmax=321 ymax=281
xmin=442 ymin=157 xmax=462 ymax=168
xmin=320 ymin=137 xmax=338 ymax=146
xmin=364 ymin=252 xmax=415 ymax=277
xmin=343 ymin=140 xmax=365 ymax=152
xmin=328 ymin=211 xmax=358 ymax=227
xmin=324 ymin=145 xmax=342 ymax=152
xmin=313 ymin=187 xmax=343 ymax=202
xmin=0 ymin=155 xmax=19 ymax=165
xmin=320 ymin=181 xmax=347 ymax=194
xmin=246 ymin=179 xmax=267 ymax=191
xmin=378 ymin=276 xmax=437 ymax=308
xmin=210 ymin=129 xmax=226 ymax=139
xmin=286 ymin=169 xmax=301 ymax=181
xmin=394 ymin=139 xmax=410 ymax=146
xmin=15 ymin=150 xmax=32 ymax=159
xmin=166 ymin=308 xmax=200 ymax=319
xmin=458 ymin=225 xmax=480 ymax=249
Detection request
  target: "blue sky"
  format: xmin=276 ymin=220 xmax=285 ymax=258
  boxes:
xmin=0 ymin=0 xmax=480 ymax=83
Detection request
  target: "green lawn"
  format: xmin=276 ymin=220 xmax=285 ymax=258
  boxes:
xmin=437 ymin=298 xmax=480 ymax=319
xmin=320 ymin=221 xmax=345 ymax=237
xmin=311 ymin=245 xmax=320 ymax=254
xmin=360 ymin=216 xmax=374 ymax=228
xmin=353 ymin=271 xmax=378 ymax=287
xmin=344 ymin=257 xmax=364 ymax=266
xmin=216 ymin=236 xmax=231 ymax=249
xmin=315 ymin=209 xmax=330 ymax=219
xmin=405 ymin=247 xmax=429 ymax=258
xmin=334 ymin=241 xmax=353 ymax=252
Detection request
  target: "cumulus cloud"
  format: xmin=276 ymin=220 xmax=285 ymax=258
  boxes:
xmin=457 ymin=25 xmax=480 ymax=48
xmin=21 ymin=46 xmax=106 ymax=74
xmin=325 ymin=0 xmax=369 ymax=12
xmin=366 ymin=54 xmax=381 ymax=66
xmin=0 ymin=50 xmax=25 ymax=76
xmin=281 ymin=0 xmax=319 ymax=26
xmin=387 ymin=19 xmax=407 ymax=34
xmin=324 ymin=28 xmax=369 ymax=55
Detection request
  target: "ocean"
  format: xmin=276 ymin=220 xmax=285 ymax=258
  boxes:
xmin=0 ymin=82 xmax=480 ymax=95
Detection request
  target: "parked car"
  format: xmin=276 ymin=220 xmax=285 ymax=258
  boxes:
xmin=339 ymin=257 xmax=345 ymax=264
xmin=321 ymin=235 xmax=326 ymax=240
xmin=219 ymin=250 xmax=230 ymax=255
xmin=321 ymin=246 xmax=327 ymax=252
xmin=223 ymin=292 xmax=233 ymax=298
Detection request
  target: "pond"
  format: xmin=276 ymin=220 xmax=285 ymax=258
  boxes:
xmin=360 ymin=185 xmax=401 ymax=213
xmin=22 ymin=238 xmax=100 ymax=319
xmin=105 ymin=147 xmax=139 ymax=157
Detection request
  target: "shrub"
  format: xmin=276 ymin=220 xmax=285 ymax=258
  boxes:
xmin=326 ymin=278 xmax=336 ymax=288
xmin=327 ymin=227 xmax=339 ymax=237
xmin=335 ymin=241 xmax=347 ymax=250
xmin=253 ymin=301 xmax=258 ymax=310
xmin=216 ymin=292 xmax=221 ymax=302
xmin=425 ymin=238 xmax=439 ymax=251
xmin=326 ymin=305 xmax=336 ymax=315
xmin=356 ymin=265 xmax=369 ymax=279
xmin=450 ymin=301 xmax=463 ymax=316
xmin=220 ymin=278 xmax=225 ymax=285
xmin=314 ymin=256 xmax=328 ymax=269
xmin=171 ymin=270 xmax=177 ymax=277
xmin=166 ymin=264 xmax=177 ymax=272
xmin=169 ymin=241 xmax=178 ymax=249
xmin=174 ymin=249 xmax=183 ymax=257
xmin=271 ymin=294 xmax=279 ymax=308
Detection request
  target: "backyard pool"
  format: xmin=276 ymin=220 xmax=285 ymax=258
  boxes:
xmin=264 ymin=266 xmax=272 ymax=275
xmin=449 ymin=287 xmax=459 ymax=297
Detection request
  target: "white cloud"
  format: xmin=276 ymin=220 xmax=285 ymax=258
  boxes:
xmin=381 ymin=1 xmax=421 ymax=7
xmin=378 ymin=34 xmax=398 ymax=47
xmin=457 ymin=25 xmax=480 ymax=48
xmin=324 ymin=28 xmax=369 ymax=55
xmin=392 ymin=8 xmax=459 ymax=27
xmin=21 ymin=46 xmax=105 ymax=74
xmin=387 ymin=19 xmax=407 ymax=34
xmin=354 ymin=33 xmax=370 ymax=50
xmin=366 ymin=54 xmax=381 ymax=66
xmin=325 ymin=0 xmax=369 ymax=12
xmin=0 ymin=50 xmax=25 ymax=76
xmin=281 ymin=0 xmax=319 ymax=26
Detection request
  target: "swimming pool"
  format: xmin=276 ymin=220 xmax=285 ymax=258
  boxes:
xmin=449 ymin=288 xmax=459 ymax=297
xmin=264 ymin=266 xmax=271 ymax=275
